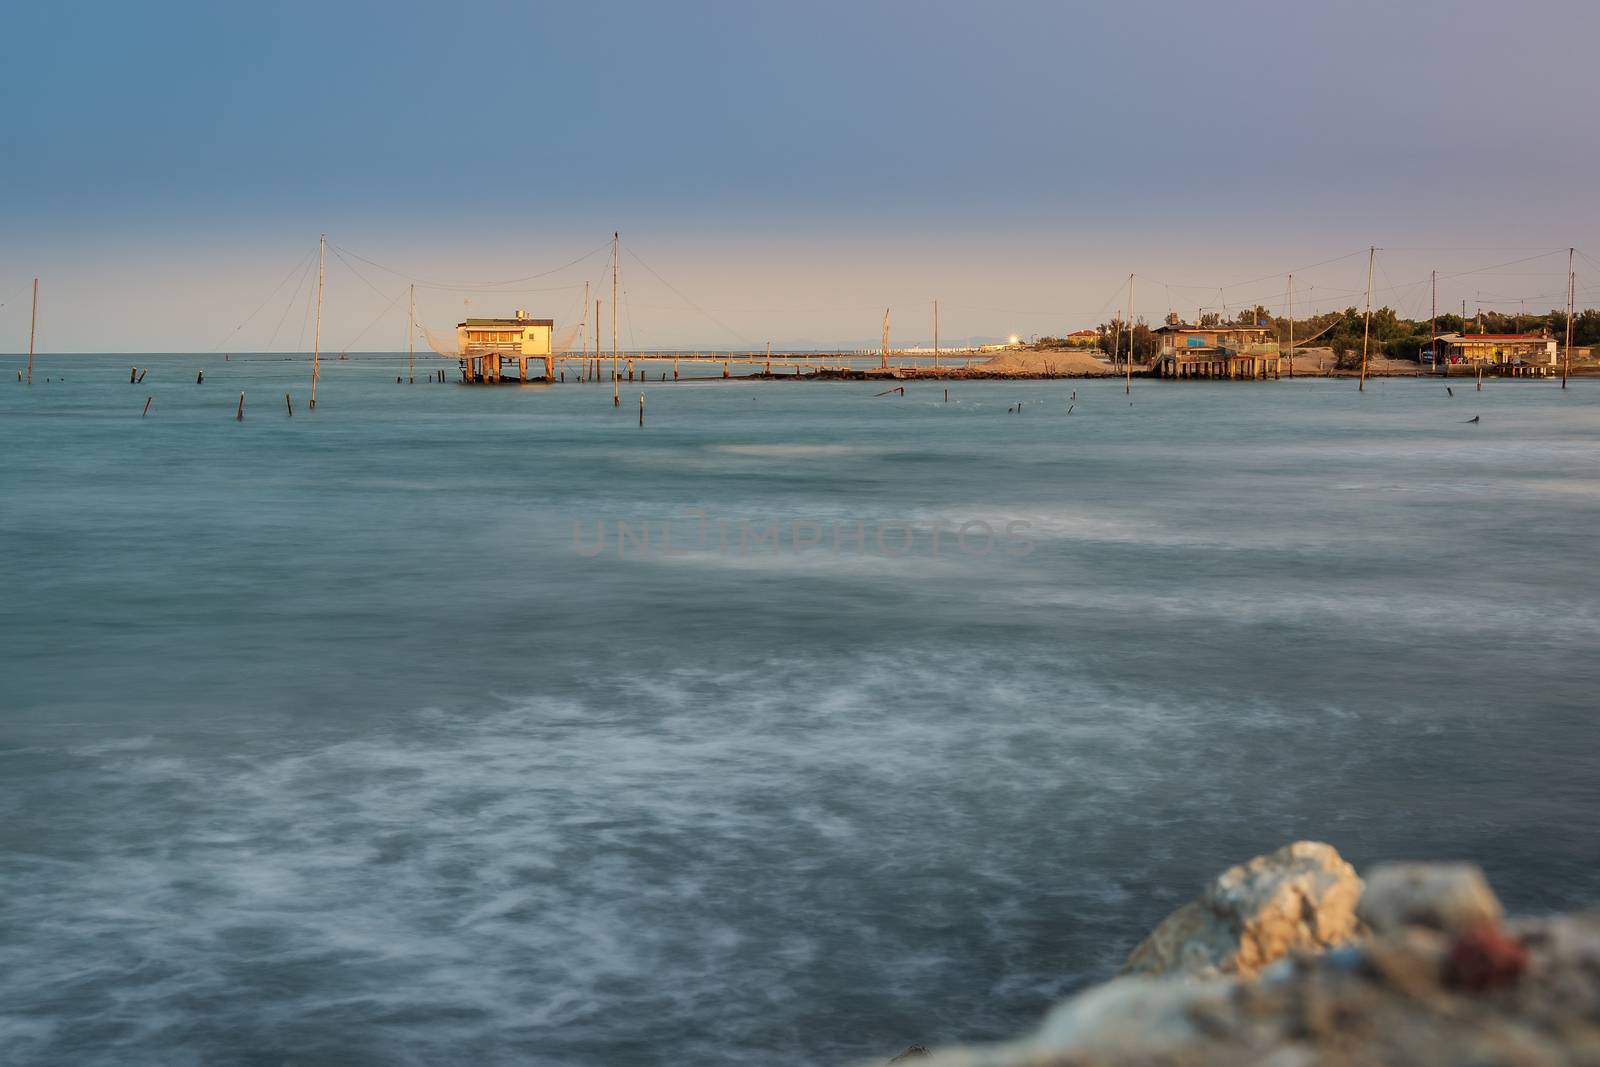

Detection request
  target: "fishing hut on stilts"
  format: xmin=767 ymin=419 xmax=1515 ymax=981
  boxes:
xmin=455 ymin=311 xmax=557 ymax=383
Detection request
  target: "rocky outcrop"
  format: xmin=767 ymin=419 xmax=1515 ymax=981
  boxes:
xmin=1121 ymin=841 xmax=1364 ymax=978
xmin=884 ymin=844 xmax=1600 ymax=1067
xmin=1357 ymin=862 xmax=1503 ymax=935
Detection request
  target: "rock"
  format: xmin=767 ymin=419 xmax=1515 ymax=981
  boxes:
xmin=1122 ymin=842 xmax=1364 ymax=978
xmin=1357 ymin=863 xmax=1503 ymax=936
xmin=1443 ymin=925 xmax=1528 ymax=992
xmin=888 ymin=1044 xmax=930 ymax=1061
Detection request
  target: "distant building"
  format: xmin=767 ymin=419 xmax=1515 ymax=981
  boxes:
xmin=1150 ymin=323 xmax=1281 ymax=379
xmin=456 ymin=310 xmax=554 ymax=383
xmin=1066 ymin=329 xmax=1100 ymax=347
xmin=1429 ymin=333 xmax=1557 ymax=367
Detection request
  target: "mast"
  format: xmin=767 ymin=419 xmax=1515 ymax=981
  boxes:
xmin=1286 ymin=273 xmax=1294 ymax=379
xmin=26 ymin=277 xmax=37 ymax=386
xmin=933 ymin=300 xmax=939 ymax=371
xmin=310 ymin=234 xmax=325 ymax=409
xmin=582 ymin=280 xmax=590 ymax=369
xmin=611 ymin=232 xmax=619 ymax=382
xmin=595 ymin=298 xmax=601 ymax=381
xmin=407 ymin=283 xmax=415 ymax=383
xmin=881 ymin=308 xmax=890 ymax=370
xmin=1124 ymin=273 xmax=1133 ymax=394
xmin=1359 ymin=245 xmax=1374 ymax=392
xmin=1564 ymin=246 xmax=1575 ymax=390
xmin=1429 ymin=270 xmax=1436 ymax=369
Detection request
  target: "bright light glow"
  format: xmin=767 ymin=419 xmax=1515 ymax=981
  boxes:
xmin=1008 ymin=334 xmax=1020 ymax=345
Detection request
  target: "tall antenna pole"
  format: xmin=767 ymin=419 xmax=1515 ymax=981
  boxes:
xmin=881 ymin=308 xmax=890 ymax=370
xmin=408 ymin=283 xmax=415 ymax=383
xmin=582 ymin=280 xmax=590 ymax=369
xmin=1564 ymin=246 xmax=1575 ymax=390
xmin=1125 ymin=273 xmax=1134 ymax=395
xmin=310 ymin=234 xmax=325 ymax=409
xmin=596 ymin=298 xmax=601 ymax=381
xmin=26 ymin=277 xmax=37 ymax=386
xmin=1359 ymin=246 xmax=1374 ymax=392
xmin=933 ymin=300 xmax=939 ymax=371
xmin=611 ymin=232 xmax=619 ymax=383
xmin=1286 ymin=273 xmax=1294 ymax=379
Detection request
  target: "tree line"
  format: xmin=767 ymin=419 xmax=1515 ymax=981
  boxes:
xmin=1035 ymin=305 xmax=1600 ymax=368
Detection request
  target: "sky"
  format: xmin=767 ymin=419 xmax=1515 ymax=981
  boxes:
xmin=2 ymin=0 xmax=1598 ymax=352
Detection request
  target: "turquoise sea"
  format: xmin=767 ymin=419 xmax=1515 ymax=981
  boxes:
xmin=3 ymin=355 xmax=1598 ymax=1065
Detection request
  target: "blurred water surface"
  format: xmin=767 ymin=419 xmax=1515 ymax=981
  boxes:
xmin=2 ymin=356 xmax=1598 ymax=1065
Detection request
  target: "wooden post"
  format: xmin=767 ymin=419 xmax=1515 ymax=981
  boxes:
xmin=1360 ymin=245 xmax=1374 ymax=392
xmin=674 ymin=356 xmax=679 ymax=381
xmin=310 ymin=234 xmax=325 ymax=410
xmin=286 ymin=393 xmax=293 ymax=417
xmin=236 ymin=392 xmax=245 ymax=421
xmin=1564 ymin=247 xmax=1575 ymax=390
xmin=613 ymin=372 xmax=619 ymax=407
xmin=1125 ymin=274 xmax=1134 ymax=395
xmin=639 ymin=393 xmax=644 ymax=427
xmin=407 ymin=283 xmax=415 ymax=383
xmin=1477 ymin=365 xmax=1482 ymax=391
xmin=611 ymin=232 xmax=620 ymax=385
xmin=933 ymin=300 xmax=939 ymax=371
xmin=142 ymin=396 xmax=152 ymax=417
xmin=881 ymin=308 xmax=890 ymax=370
xmin=1286 ymin=273 xmax=1295 ymax=379
xmin=137 ymin=368 xmax=147 ymax=383
xmin=26 ymin=278 xmax=38 ymax=386
xmin=943 ymin=388 xmax=948 ymax=403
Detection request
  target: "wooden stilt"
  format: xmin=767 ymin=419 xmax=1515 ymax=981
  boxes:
xmin=236 ymin=392 xmax=245 ymax=421
xmin=26 ymin=278 xmax=37 ymax=386
xmin=142 ymin=396 xmax=152 ymax=417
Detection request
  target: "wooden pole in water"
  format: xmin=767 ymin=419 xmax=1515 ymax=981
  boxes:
xmin=1563 ymin=247 xmax=1575 ymax=390
xmin=596 ymin=298 xmax=602 ymax=384
xmin=1359 ymin=246 xmax=1374 ymax=392
xmin=611 ymin=232 xmax=620 ymax=385
xmin=408 ymin=283 xmax=415 ymax=383
xmin=1286 ymin=273 xmax=1295 ymax=379
xmin=286 ymin=393 xmax=293 ymax=417
xmin=613 ymin=371 xmax=619 ymax=407
xmin=1429 ymin=270 xmax=1437 ymax=374
xmin=143 ymin=396 xmax=152 ymax=417
xmin=237 ymin=392 xmax=245 ymax=421
xmin=310 ymin=234 xmax=325 ymax=410
xmin=1125 ymin=274 xmax=1134 ymax=395
xmin=26 ymin=278 xmax=37 ymax=385
xmin=639 ymin=393 xmax=644 ymax=427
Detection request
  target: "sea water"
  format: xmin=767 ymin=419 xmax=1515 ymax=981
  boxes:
xmin=2 ymin=356 xmax=1598 ymax=1065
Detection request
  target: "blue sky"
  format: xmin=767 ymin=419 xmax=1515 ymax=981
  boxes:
xmin=2 ymin=0 xmax=1597 ymax=351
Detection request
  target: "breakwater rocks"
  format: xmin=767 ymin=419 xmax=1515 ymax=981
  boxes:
xmin=884 ymin=842 xmax=1600 ymax=1066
